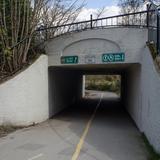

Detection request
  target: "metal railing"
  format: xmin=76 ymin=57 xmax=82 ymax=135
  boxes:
xmin=36 ymin=8 xmax=160 ymax=56
xmin=36 ymin=10 xmax=150 ymax=40
xmin=2 ymin=6 xmax=159 ymax=57
xmin=147 ymin=2 xmax=160 ymax=55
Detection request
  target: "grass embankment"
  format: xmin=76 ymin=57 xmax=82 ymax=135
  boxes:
xmin=142 ymin=134 xmax=160 ymax=160
xmin=85 ymin=75 xmax=121 ymax=94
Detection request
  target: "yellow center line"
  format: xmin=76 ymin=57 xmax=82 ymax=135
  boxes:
xmin=71 ymin=93 xmax=103 ymax=160
xmin=28 ymin=153 xmax=43 ymax=160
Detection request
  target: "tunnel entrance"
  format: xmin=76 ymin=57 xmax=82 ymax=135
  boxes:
xmin=48 ymin=63 xmax=141 ymax=121
xmin=48 ymin=64 xmax=148 ymax=159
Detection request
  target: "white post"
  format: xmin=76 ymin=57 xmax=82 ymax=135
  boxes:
xmin=82 ymin=75 xmax=86 ymax=97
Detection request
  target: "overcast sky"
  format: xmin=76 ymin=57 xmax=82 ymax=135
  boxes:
xmin=86 ymin=0 xmax=119 ymax=8
xmin=77 ymin=0 xmax=120 ymax=20
xmin=78 ymin=0 xmax=160 ymax=21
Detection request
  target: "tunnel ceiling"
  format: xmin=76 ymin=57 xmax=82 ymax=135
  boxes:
xmin=49 ymin=63 xmax=140 ymax=74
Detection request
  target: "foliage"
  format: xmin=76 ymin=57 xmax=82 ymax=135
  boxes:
xmin=0 ymin=0 xmax=37 ymax=74
xmin=0 ymin=0 xmax=84 ymax=81
xmin=142 ymin=134 xmax=160 ymax=160
xmin=147 ymin=42 xmax=157 ymax=59
xmin=85 ymin=75 xmax=121 ymax=94
xmin=38 ymin=0 xmax=85 ymax=39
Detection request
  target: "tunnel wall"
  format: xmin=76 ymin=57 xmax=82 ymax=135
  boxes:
xmin=125 ymin=65 xmax=142 ymax=130
xmin=141 ymin=47 xmax=160 ymax=153
xmin=49 ymin=68 xmax=82 ymax=116
xmin=125 ymin=47 xmax=160 ymax=153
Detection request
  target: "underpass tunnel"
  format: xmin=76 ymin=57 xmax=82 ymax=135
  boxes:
xmin=48 ymin=64 xmax=142 ymax=122
xmin=48 ymin=64 xmax=143 ymax=133
xmin=48 ymin=63 xmax=147 ymax=159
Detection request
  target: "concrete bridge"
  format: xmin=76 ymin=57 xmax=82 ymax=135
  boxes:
xmin=42 ymin=8 xmax=160 ymax=152
xmin=46 ymin=27 xmax=148 ymax=115
xmin=0 ymin=6 xmax=160 ymax=156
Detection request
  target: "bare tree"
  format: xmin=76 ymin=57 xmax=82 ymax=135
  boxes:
xmin=118 ymin=0 xmax=145 ymax=25
xmin=39 ymin=0 xmax=85 ymax=39
xmin=38 ymin=1 xmax=109 ymax=39
xmin=0 ymin=0 xmax=49 ymax=74
xmin=0 ymin=0 xmax=85 ymax=80
xmin=118 ymin=0 xmax=144 ymax=14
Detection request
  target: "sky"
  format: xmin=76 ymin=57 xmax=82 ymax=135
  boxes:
xmin=77 ymin=0 xmax=120 ymax=20
xmin=85 ymin=0 xmax=118 ymax=8
xmin=77 ymin=0 xmax=160 ymax=21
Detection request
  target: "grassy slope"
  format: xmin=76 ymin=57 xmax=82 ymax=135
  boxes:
xmin=85 ymin=75 xmax=121 ymax=94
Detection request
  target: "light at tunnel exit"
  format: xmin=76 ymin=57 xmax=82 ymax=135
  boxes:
xmin=82 ymin=74 xmax=121 ymax=99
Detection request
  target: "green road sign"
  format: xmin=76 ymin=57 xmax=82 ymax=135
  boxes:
xmin=61 ymin=56 xmax=78 ymax=64
xmin=102 ymin=53 xmax=125 ymax=62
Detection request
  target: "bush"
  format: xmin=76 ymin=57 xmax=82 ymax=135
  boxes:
xmin=85 ymin=75 xmax=121 ymax=94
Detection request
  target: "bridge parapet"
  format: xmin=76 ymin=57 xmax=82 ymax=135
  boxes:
xmin=45 ymin=27 xmax=148 ymax=66
xmin=38 ymin=10 xmax=149 ymax=39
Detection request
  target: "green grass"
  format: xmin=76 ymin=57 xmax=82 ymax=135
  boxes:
xmin=142 ymin=134 xmax=160 ymax=160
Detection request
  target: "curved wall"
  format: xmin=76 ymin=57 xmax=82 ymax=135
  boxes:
xmin=0 ymin=55 xmax=48 ymax=126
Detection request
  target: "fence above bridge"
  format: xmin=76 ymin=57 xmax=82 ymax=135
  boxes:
xmin=8 ymin=4 xmax=160 ymax=56
xmin=36 ymin=5 xmax=160 ymax=55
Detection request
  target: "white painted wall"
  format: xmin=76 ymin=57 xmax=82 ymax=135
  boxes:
xmin=0 ymin=55 xmax=49 ymax=126
xmin=45 ymin=27 xmax=148 ymax=66
xmin=141 ymin=47 xmax=160 ymax=153
xmin=125 ymin=46 xmax=160 ymax=153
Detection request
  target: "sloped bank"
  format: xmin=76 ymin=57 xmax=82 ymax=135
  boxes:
xmin=0 ymin=55 xmax=48 ymax=126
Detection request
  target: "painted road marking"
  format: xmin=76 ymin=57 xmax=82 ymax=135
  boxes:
xmin=71 ymin=93 xmax=103 ymax=160
xmin=28 ymin=153 xmax=43 ymax=160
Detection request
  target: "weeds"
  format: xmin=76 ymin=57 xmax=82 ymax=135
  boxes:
xmin=142 ymin=134 xmax=160 ymax=160
xmin=85 ymin=75 xmax=121 ymax=94
xmin=0 ymin=126 xmax=22 ymax=137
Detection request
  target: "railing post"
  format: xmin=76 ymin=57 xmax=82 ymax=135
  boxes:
xmin=157 ymin=14 xmax=159 ymax=55
xmin=90 ymin=14 xmax=93 ymax=29
xmin=147 ymin=4 xmax=150 ymax=28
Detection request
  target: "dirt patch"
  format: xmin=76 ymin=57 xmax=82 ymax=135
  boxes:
xmin=0 ymin=123 xmax=38 ymax=138
xmin=155 ymin=56 xmax=160 ymax=68
xmin=0 ymin=126 xmax=23 ymax=137
xmin=154 ymin=56 xmax=160 ymax=75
